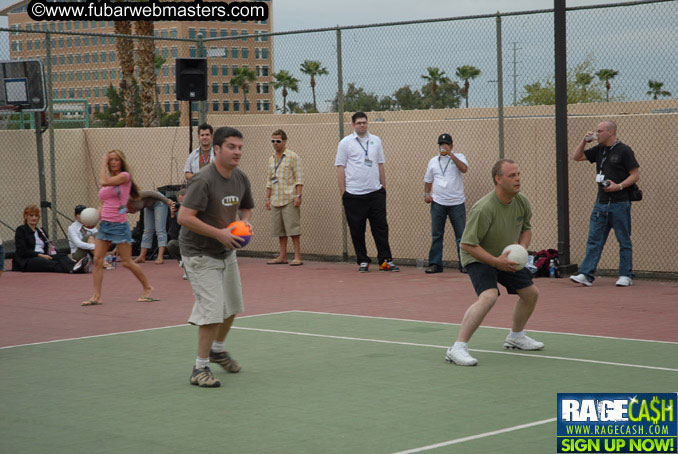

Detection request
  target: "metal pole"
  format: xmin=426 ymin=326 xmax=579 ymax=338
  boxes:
xmin=35 ymin=117 xmax=49 ymax=237
xmin=496 ymin=13 xmax=504 ymax=159
xmin=44 ymin=33 xmax=58 ymax=241
xmin=197 ymin=34 xmax=207 ymax=124
xmin=554 ymin=0 xmax=575 ymax=273
xmin=336 ymin=26 xmax=348 ymax=262
xmin=188 ymin=101 xmax=193 ymax=155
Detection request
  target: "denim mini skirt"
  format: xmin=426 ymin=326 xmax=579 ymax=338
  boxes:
xmin=97 ymin=220 xmax=134 ymax=244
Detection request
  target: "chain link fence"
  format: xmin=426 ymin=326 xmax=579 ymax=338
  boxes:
xmin=1 ymin=1 xmax=677 ymax=277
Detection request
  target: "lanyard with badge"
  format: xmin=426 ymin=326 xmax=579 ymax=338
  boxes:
xmin=595 ymin=142 xmax=618 ymax=184
xmin=356 ymin=136 xmax=372 ymax=167
xmin=437 ymin=154 xmax=451 ymax=188
xmin=271 ymin=154 xmax=285 ymax=184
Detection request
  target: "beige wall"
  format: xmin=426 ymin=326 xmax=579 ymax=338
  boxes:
xmin=2 ymin=101 xmax=677 ymax=274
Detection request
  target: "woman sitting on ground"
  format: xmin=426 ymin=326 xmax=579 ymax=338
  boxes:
xmin=13 ymin=204 xmax=88 ymax=273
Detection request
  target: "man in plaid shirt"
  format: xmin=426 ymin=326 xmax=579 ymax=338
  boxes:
xmin=265 ymin=129 xmax=304 ymax=266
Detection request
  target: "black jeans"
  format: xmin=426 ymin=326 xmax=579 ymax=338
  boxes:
xmin=23 ymin=253 xmax=75 ymax=273
xmin=342 ymin=188 xmax=392 ymax=265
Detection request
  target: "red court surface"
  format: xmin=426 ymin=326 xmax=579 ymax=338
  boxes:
xmin=1 ymin=256 xmax=677 ymax=347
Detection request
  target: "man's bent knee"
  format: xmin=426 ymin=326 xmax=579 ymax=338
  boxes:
xmin=478 ymin=289 xmax=499 ymax=307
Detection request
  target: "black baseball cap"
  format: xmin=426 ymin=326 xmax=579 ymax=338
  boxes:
xmin=74 ymin=204 xmax=86 ymax=215
xmin=438 ymin=133 xmax=453 ymax=145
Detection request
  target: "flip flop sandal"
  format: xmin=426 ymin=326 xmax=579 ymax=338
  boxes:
xmin=289 ymin=260 xmax=304 ymax=266
xmin=136 ymin=296 xmax=160 ymax=302
xmin=267 ymin=259 xmax=288 ymax=265
xmin=81 ymin=299 xmax=102 ymax=306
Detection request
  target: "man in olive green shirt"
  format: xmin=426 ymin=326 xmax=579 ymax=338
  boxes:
xmin=446 ymin=159 xmax=544 ymax=367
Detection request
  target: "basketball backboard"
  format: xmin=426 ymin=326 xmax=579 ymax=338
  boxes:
xmin=0 ymin=59 xmax=46 ymax=112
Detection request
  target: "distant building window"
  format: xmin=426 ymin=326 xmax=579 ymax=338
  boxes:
xmin=222 ymin=100 xmax=230 ymax=111
xmin=212 ymin=101 xmax=219 ymax=111
xmin=241 ymin=48 xmax=248 ymax=59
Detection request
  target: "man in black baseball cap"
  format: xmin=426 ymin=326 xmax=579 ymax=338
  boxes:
xmin=438 ymin=133 xmax=453 ymax=147
xmin=423 ymin=133 xmax=469 ymax=274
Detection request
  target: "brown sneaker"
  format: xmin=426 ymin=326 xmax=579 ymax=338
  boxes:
xmin=190 ymin=366 xmax=220 ymax=388
xmin=209 ymin=350 xmax=241 ymax=373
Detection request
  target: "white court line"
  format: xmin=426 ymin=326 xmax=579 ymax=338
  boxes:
xmin=232 ymin=326 xmax=678 ymax=372
xmin=292 ymin=310 xmax=678 ymax=345
xmin=390 ymin=418 xmax=557 ymax=454
xmin=0 ymin=310 xmax=297 ymax=350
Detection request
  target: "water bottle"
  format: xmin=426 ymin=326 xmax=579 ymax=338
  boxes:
xmin=111 ymin=255 xmax=117 ymax=269
xmin=548 ymin=259 xmax=556 ymax=278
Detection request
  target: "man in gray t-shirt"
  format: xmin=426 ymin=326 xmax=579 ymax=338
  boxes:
xmin=178 ymin=126 xmax=254 ymax=388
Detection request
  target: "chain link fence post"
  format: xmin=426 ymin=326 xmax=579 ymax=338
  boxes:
xmin=336 ymin=26 xmax=348 ymax=261
xmin=496 ymin=12 xmax=505 ymax=160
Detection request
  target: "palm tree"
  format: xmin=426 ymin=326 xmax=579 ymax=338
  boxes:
xmin=135 ymin=21 xmax=158 ymax=127
xmin=575 ymin=72 xmax=594 ymax=94
xmin=300 ymin=60 xmax=329 ymax=112
xmin=455 ymin=65 xmax=481 ymax=108
xmin=230 ymin=66 xmax=257 ymax=113
xmin=114 ymin=21 xmax=135 ymax=126
xmin=272 ymin=70 xmax=300 ymax=114
xmin=647 ymin=80 xmax=672 ymax=100
xmin=421 ymin=67 xmax=450 ymax=107
xmin=595 ymin=69 xmax=619 ymax=102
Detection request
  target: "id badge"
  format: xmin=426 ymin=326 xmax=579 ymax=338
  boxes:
xmin=595 ymin=174 xmax=605 ymax=183
xmin=364 ymin=158 xmax=373 ymax=167
xmin=438 ymin=180 xmax=448 ymax=188
xmin=271 ymin=177 xmax=279 ymax=184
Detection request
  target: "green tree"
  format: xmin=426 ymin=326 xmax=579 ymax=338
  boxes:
xmin=575 ymin=72 xmax=594 ymax=94
xmin=647 ymin=80 xmax=671 ymax=100
xmin=272 ymin=70 xmax=300 ymax=114
xmin=300 ymin=60 xmax=329 ymax=112
xmin=332 ymin=83 xmax=382 ymax=112
xmin=114 ymin=21 xmax=135 ymax=126
xmin=455 ymin=65 xmax=481 ymax=108
xmin=93 ymin=82 xmax=179 ymax=127
xmin=230 ymin=66 xmax=257 ymax=113
xmin=421 ymin=67 xmax=450 ymax=106
xmin=520 ymin=59 xmax=605 ymax=105
xmin=286 ymin=101 xmax=303 ymax=114
xmin=135 ymin=20 xmax=158 ymax=127
xmin=595 ymin=69 xmax=619 ymax=102
xmin=422 ymin=80 xmax=462 ymax=109
xmin=302 ymin=102 xmax=318 ymax=113
xmin=392 ymin=85 xmax=424 ymax=110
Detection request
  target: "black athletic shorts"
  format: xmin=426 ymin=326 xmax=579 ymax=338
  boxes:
xmin=465 ymin=261 xmax=535 ymax=296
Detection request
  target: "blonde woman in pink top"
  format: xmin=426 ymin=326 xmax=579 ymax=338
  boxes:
xmin=81 ymin=150 xmax=156 ymax=306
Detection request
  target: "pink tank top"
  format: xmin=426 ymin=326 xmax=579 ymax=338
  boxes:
xmin=98 ymin=172 xmax=131 ymax=223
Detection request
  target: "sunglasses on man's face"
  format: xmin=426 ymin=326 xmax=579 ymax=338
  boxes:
xmin=271 ymin=139 xmax=283 ymax=144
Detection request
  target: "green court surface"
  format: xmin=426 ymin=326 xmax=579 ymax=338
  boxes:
xmin=1 ymin=311 xmax=676 ymax=454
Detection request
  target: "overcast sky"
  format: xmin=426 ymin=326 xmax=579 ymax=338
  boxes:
xmin=272 ymin=0 xmax=610 ymax=31
xmin=0 ymin=0 xmax=613 ymax=30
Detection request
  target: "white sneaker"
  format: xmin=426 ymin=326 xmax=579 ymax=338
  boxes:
xmin=445 ymin=345 xmax=478 ymax=366
xmin=615 ymin=276 xmax=633 ymax=287
xmin=503 ymin=334 xmax=544 ymax=351
xmin=569 ymin=273 xmax=593 ymax=287
xmin=182 ymin=272 xmax=188 ymax=280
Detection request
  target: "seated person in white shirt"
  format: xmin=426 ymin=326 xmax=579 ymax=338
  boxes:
xmin=68 ymin=204 xmax=98 ymax=262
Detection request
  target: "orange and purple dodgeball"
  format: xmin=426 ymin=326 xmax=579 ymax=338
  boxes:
xmin=228 ymin=221 xmax=252 ymax=247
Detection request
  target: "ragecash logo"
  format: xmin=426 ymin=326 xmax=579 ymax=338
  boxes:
xmin=557 ymin=393 xmax=677 ymax=453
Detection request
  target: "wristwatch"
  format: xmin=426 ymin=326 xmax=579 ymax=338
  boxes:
xmin=295 ymin=195 xmax=302 ymax=198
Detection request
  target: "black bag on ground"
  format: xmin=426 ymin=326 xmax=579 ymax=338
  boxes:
xmin=628 ymin=184 xmax=643 ymax=202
